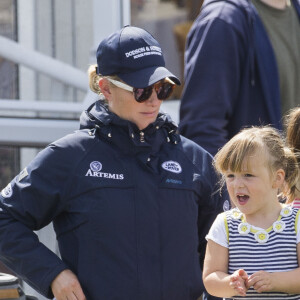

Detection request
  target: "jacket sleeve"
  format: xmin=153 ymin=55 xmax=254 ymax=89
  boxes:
xmin=179 ymin=15 xmax=247 ymax=156
xmin=194 ymin=150 xmax=228 ymax=269
xmin=0 ymin=144 xmax=73 ymax=298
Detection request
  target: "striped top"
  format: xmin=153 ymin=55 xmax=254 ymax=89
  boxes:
xmin=224 ymin=207 xmax=300 ymax=299
xmin=293 ymin=198 xmax=300 ymax=209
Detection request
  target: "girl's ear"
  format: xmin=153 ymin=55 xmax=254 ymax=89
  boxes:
xmin=99 ymin=78 xmax=112 ymax=100
xmin=272 ymin=169 xmax=285 ymax=189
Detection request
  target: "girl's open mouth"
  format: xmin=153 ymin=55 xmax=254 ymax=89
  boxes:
xmin=237 ymin=194 xmax=249 ymax=205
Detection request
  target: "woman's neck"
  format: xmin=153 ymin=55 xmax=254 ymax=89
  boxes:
xmin=258 ymin=0 xmax=290 ymax=9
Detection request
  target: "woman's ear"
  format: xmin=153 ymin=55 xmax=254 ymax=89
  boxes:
xmin=99 ymin=78 xmax=112 ymax=100
xmin=272 ymin=169 xmax=285 ymax=189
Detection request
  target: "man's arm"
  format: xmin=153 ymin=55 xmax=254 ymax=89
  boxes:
xmin=179 ymin=16 xmax=246 ymax=156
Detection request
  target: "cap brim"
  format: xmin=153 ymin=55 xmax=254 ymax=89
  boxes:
xmin=118 ymin=66 xmax=181 ymax=88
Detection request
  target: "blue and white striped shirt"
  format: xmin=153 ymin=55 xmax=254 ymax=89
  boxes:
xmin=207 ymin=207 xmax=300 ymax=299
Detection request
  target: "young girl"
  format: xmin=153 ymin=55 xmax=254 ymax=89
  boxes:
xmin=285 ymin=107 xmax=300 ymax=208
xmin=203 ymin=126 xmax=300 ymax=299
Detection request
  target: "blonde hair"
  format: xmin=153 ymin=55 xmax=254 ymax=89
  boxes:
xmin=214 ymin=126 xmax=299 ymax=202
xmin=88 ymin=64 xmax=101 ymax=94
xmin=285 ymin=107 xmax=300 ymax=164
xmin=284 ymin=107 xmax=300 ymax=198
xmin=87 ymin=64 xmax=121 ymax=95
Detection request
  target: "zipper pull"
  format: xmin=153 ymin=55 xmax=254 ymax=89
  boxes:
xmin=139 ymin=131 xmax=145 ymax=143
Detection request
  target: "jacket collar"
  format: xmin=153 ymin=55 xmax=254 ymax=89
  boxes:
xmin=79 ymin=99 xmax=180 ymax=151
xmin=80 ymin=99 xmax=177 ymax=131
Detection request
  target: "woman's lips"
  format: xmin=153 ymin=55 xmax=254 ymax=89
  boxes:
xmin=141 ymin=111 xmax=157 ymax=117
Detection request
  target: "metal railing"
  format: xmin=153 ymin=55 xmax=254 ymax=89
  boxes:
xmin=0 ymin=35 xmax=91 ymax=147
xmin=0 ymin=36 xmax=88 ymax=91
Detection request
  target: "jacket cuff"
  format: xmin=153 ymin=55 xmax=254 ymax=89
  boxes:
xmin=39 ymin=263 xmax=68 ymax=299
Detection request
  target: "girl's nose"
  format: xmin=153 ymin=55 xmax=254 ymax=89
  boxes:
xmin=234 ymin=177 xmax=245 ymax=188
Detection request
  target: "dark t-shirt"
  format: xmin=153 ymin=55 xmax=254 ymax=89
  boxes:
xmin=252 ymin=0 xmax=300 ymax=115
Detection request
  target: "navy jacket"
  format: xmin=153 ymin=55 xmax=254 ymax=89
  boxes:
xmin=179 ymin=0 xmax=300 ymax=156
xmin=0 ymin=101 xmax=223 ymax=300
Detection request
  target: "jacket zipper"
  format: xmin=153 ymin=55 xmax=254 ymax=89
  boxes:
xmin=139 ymin=131 xmax=145 ymax=143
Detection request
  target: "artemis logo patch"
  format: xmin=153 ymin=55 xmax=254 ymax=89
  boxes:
xmin=1 ymin=183 xmax=12 ymax=198
xmin=90 ymin=161 xmax=102 ymax=172
xmin=85 ymin=161 xmax=124 ymax=180
xmin=162 ymin=161 xmax=182 ymax=174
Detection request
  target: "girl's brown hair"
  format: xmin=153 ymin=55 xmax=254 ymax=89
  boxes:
xmin=214 ymin=126 xmax=299 ymax=202
xmin=285 ymin=107 xmax=300 ymax=164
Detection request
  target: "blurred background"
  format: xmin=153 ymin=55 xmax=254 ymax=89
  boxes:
xmin=0 ymin=0 xmax=203 ymax=298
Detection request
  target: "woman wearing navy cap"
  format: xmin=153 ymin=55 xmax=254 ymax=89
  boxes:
xmin=0 ymin=26 xmax=224 ymax=300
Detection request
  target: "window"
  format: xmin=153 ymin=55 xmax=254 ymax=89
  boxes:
xmin=0 ymin=0 xmax=20 ymax=191
xmin=130 ymin=0 xmax=203 ymax=98
xmin=0 ymin=0 xmax=18 ymax=99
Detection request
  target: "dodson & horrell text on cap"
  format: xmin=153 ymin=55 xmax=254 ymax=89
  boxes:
xmin=96 ymin=25 xmax=180 ymax=88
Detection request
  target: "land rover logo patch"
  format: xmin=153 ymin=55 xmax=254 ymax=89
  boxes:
xmin=161 ymin=161 xmax=182 ymax=174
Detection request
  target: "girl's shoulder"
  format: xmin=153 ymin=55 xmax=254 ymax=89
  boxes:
xmin=224 ymin=207 xmax=243 ymax=221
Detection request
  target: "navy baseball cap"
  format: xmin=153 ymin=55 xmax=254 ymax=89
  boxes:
xmin=96 ymin=25 xmax=181 ymax=88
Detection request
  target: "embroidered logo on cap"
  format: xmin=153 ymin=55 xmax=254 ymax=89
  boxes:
xmin=1 ymin=183 xmax=13 ymax=198
xmin=125 ymin=46 xmax=162 ymax=59
xmin=162 ymin=161 xmax=182 ymax=174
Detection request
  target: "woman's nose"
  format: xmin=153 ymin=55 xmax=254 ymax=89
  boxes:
xmin=145 ymin=89 xmax=161 ymax=104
